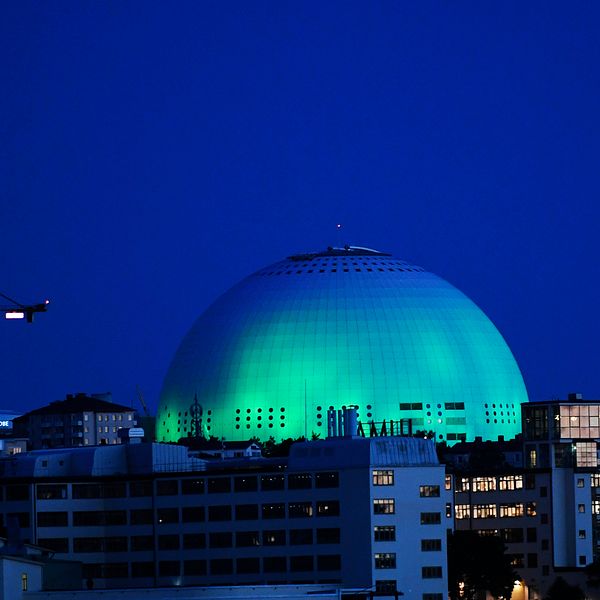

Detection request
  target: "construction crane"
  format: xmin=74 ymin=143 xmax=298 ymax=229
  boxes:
xmin=1 ymin=292 xmax=49 ymax=323
xmin=136 ymin=386 xmax=150 ymax=417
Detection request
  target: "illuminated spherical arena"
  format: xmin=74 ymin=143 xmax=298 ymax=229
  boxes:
xmin=157 ymin=246 xmax=528 ymax=443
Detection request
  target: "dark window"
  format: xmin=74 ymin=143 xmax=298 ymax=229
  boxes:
xmin=183 ymin=533 xmax=206 ymax=549
xmin=262 ymin=503 xmax=286 ymax=519
xmin=99 ymin=563 xmax=128 ymax=578
xmin=421 ymin=539 xmax=442 ymax=551
xmin=182 ymin=479 xmax=205 ymax=495
xmin=237 ymin=557 xmax=260 ymax=574
xmin=527 ymin=528 xmax=537 ymax=543
xmin=37 ymin=512 xmax=68 ymax=527
xmin=317 ymin=528 xmax=340 ymax=544
xmin=263 ymin=556 xmax=287 ymax=573
xmin=73 ymin=511 xmax=126 ymax=526
xmin=422 ymin=566 xmax=443 ymax=578
xmin=289 ymin=502 xmax=313 ymax=518
xmin=423 ymin=595 xmax=444 ymax=600
xmin=374 ymin=553 xmax=396 ymax=569
xmin=182 ymin=506 xmax=205 ymax=523
xmin=541 ymin=513 xmax=549 ymax=524
xmin=129 ymin=481 xmax=152 ymax=497
xmin=234 ymin=476 xmax=258 ymax=492
xmin=235 ymin=504 xmax=259 ymax=520
xmin=38 ymin=537 xmax=69 ymax=553
xmin=528 ymin=553 xmax=538 ymax=568
xmin=132 ymin=562 xmax=154 ymax=578
xmin=525 ymin=474 xmax=536 ymax=489
xmin=130 ymin=509 xmax=153 ymax=525
xmin=263 ymin=530 xmax=286 ymax=546
xmin=6 ymin=485 xmax=29 ymax=501
xmin=316 ymin=472 xmax=339 ymax=488
xmin=236 ymin=531 xmax=260 ymax=547
xmin=207 ymin=477 xmax=231 ymax=493
xmin=184 ymin=560 xmax=206 ymax=576
xmin=261 ymin=474 xmax=285 ymax=491
xmin=159 ymin=560 xmax=180 ymax=576
xmin=290 ymin=528 xmax=313 ymax=545
xmin=542 ymin=538 xmax=550 ymax=549
xmin=131 ymin=535 xmax=153 ymax=551
xmin=156 ymin=480 xmax=179 ymax=496
xmin=317 ymin=554 xmax=341 ymax=571
xmin=74 ymin=537 xmax=127 ymax=552
xmin=209 ymin=532 xmax=233 ymax=548
xmin=288 ymin=473 xmax=312 ymax=489
xmin=210 ymin=558 xmax=233 ymax=575
xmin=374 ymin=526 xmax=396 ymax=542
xmin=419 ymin=485 xmax=440 ymax=497
xmin=540 ymin=486 xmax=548 ymax=497
xmin=37 ymin=484 xmax=67 ymax=500
xmin=290 ymin=555 xmax=314 ymax=572
xmin=159 ymin=534 xmax=180 ymax=550
xmin=376 ymin=581 xmax=397 ymax=594
xmin=542 ymin=565 xmax=550 ymax=576
xmin=503 ymin=528 xmax=524 ymax=543
xmin=317 ymin=500 xmax=339 ymax=517
xmin=8 ymin=513 xmax=29 ymax=528
xmin=420 ymin=512 xmax=441 ymax=525
xmin=157 ymin=508 xmax=179 ymax=524
xmin=208 ymin=505 xmax=232 ymax=521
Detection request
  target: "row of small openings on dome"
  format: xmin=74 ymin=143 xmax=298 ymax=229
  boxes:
xmin=314 ymin=404 xmax=373 ymax=427
xmin=160 ymin=406 xmax=214 ymax=435
xmin=257 ymin=259 xmax=425 ymax=276
xmin=234 ymin=406 xmax=286 ymax=430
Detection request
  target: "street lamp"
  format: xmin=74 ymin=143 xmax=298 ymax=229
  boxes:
xmin=1 ymin=292 xmax=50 ymax=323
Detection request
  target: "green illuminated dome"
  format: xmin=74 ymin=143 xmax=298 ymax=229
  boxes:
xmin=157 ymin=247 xmax=528 ymax=443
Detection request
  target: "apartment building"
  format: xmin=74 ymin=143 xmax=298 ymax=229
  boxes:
xmin=0 ymin=436 xmax=449 ymax=599
xmin=12 ymin=393 xmax=136 ymax=449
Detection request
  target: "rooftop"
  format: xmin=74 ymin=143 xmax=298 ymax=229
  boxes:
xmin=14 ymin=393 xmax=133 ymax=419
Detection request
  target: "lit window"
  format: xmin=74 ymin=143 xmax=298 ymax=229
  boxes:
xmin=498 ymin=475 xmax=523 ymax=491
xmin=499 ymin=503 xmax=524 ymax=518
xmin=373 ymin=499 xmax=395 ymax=514
xmin=472 ymin=477 xmax=496 ymax=492
xmin=579 ymin=504 xmax=586 ymax=513
xmin=577 ymin=478 xmax=585 ymax=488
xmin=21 ymin=573 xmax=27 ymax=591
xmin=444 ymin=475 xmax=452 ymax=490
xmin=473 ymin=504 xmax=497 ymax=519
xmin=419 ymin=485 xmax=440 ymax=497
xmin=97 ymin=415 xmax=102 ymax=422
xmin=372 ymin=470 xmax=394 ymax=486
xmin=84 ymin=415 xmax=88 ymax=422
xmin=455 ymin=505 xmax=471 ymax=520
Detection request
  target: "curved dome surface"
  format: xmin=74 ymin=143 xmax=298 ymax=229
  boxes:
xmin=157 ymin=247 xmax=528 ymax=443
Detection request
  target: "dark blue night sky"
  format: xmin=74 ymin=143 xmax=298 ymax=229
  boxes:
xmin=2 ymin=1 xmax=599 ymax=414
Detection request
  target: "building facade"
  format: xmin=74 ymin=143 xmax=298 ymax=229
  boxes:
xmin=12 ymin=394 xmax=136 ymax=449
xmin=0 ymin=436 xmax=449 ymax=599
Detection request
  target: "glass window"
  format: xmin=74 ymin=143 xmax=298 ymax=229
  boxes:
xmin=316 ymin=528 xmax=340 ymax=544
xmin=290 ymin=528 xmax=313 ymax=545
xmin=263 ymin=556 xmax=287 ymax=573
xmin=209 ymin=532 xmax=232 ymax=548
xmin=373 ymin=499 xmax=395 ymax=514
xmin=316 ymin=472 xmax=339 ymax=488
xmin=422 ymin=566 xmax=443 ymax=578
xmin=182 ymin=479 xmax=205 ymax=494
xmin=233 ymin=476 xmax=258 ymax=492
xmin=419 ymin=485 xmax=440 ymax=497
xmin=374 ymin=526 xmax=396 ymax=541
xmin=317 ymin=500 xmax=339 ymax=516
xmin=455 ymin=505 xmax=470 ymax=520
xmin=288 ymin=473 xmax=312 ymax=489
xmin=472 ymin=477 xmax=496 ymax=492
xmin=262 ymin=530 xmax=286 ymax=545
xmin=207 ymin=505 xmax=231 ymax=521
xmin=373 ymin=470 xmax=394 ymax=486
xmin=157 ymin=508 xmax=179 ymax=524
xmin=498 ymin=475 xmax=523 ymax=491
xmin=183 ymin=560 xmax=206 ymax=576
xmin=473 ymin=504 xmax=497 ymax=519
xmin=183 ymin=533 xmax=206 ymax=549
xmin=236 ymin=531 xmax=260 ymax=547
xmin=237 ymin=557 xmax=260 ymax=574
xmin=317 ymin=554 xmax=341 ymax=571
xmin=289 ymin=502 xmax=313 ymax=518
xmin=374 ymin=553 xmax=396 ymax=569
xmin=290 ymin=555 xmax=314 ymax=572
xmin=207 ymin=477 xmax=231 ymax=493
xmin=499 ymin=503 xmax=524 ymax=518
xmin=421 ymin=512 xmax=441 ymax=525
xmin=262 ymin=503 xmax=285 ymax=519
xmin=156 ymin=480 xmax=179 ymax=496
xmin=234 ymin=504 xmax=258 ymax=520
xmin=260 ymin=474 xmax=285 ymax=491
xmin=182 ymin=506 xmax=205 ymax=523
xmin=421 ymin=539 xmax=442 ymax=551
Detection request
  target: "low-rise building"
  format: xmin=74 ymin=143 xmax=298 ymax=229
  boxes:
xmin=12 ymin=393 xmax=137 ymax=449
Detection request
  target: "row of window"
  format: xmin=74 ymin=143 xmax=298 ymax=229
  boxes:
xmin=36 ymin=502 xmax=340 ymax=528
xmin=455 ymin=475 xmax=525 ymax=493
xmin=39 ymin=527 xmax=341 ymax=553
xmin=33 ymin=472 xmax=340 ymax=501
xmin=82 ymin=554 xmax=342 ymax=579
xmin=374 ymin=553 xmax=442 ymax=578
xmin=455 ymin=502 xmax=537 ymax=519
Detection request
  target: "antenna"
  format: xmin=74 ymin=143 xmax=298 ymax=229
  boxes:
xmin=336 ymin=223 xmax=342 ymax=248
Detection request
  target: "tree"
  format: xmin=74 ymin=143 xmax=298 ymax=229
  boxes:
xmin=544 ymin=577 xmax=585 ymax=600
xmin=448 ymin=531 xmax=518 ymax=600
